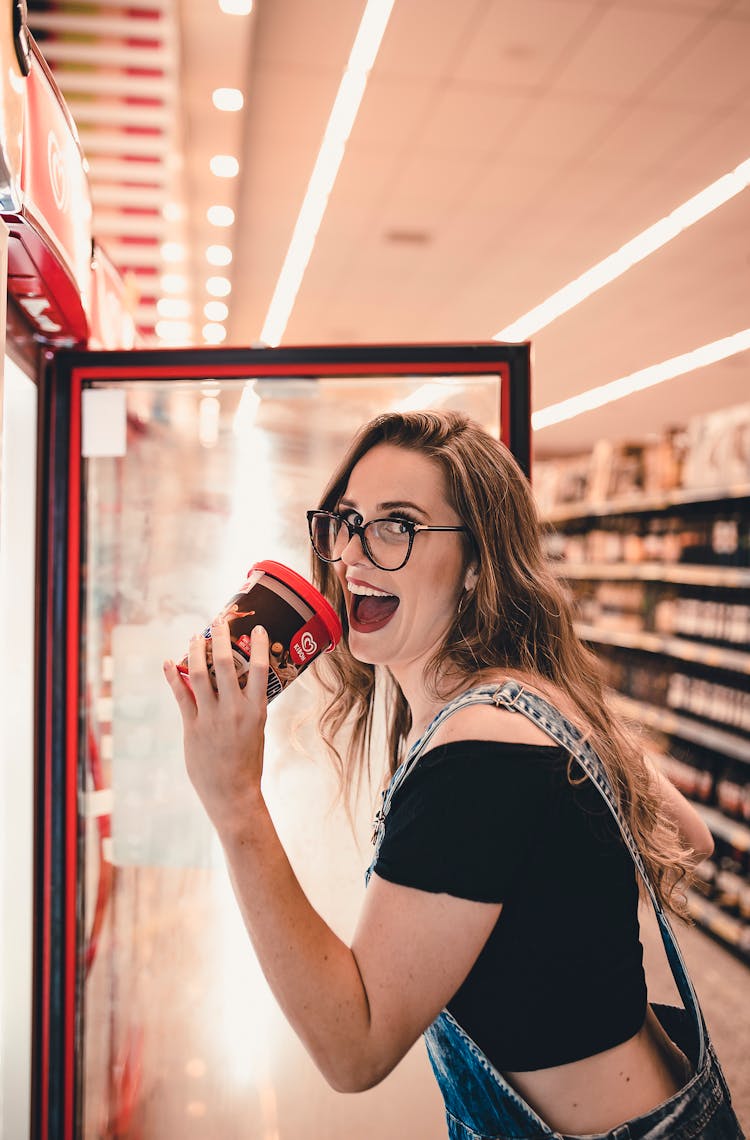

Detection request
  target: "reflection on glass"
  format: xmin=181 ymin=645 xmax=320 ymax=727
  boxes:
xmin=81 ymin=375 xmax=500 ymax=1138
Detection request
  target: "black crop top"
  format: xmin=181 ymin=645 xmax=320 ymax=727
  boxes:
xmin=373 ymin=741 xmax=647 ymax=1072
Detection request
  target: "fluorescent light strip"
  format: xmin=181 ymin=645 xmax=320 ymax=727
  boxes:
xmin=533 ymin=328 xmax=750 ymax=430
xmin=259 ymin=0 xmax=395 ymax=347
xmin=494 ymin=158 xmax=750 ymax=343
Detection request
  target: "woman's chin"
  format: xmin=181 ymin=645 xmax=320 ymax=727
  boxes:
xmin=347 ymin=631 xmax=388 ymax=666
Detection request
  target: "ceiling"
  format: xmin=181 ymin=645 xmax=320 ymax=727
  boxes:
xmin=27 ymin=0 xmax=750 ymax=458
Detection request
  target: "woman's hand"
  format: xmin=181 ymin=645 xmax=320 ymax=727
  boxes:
xmin=163 ymin=619 xmax=270 ymax=834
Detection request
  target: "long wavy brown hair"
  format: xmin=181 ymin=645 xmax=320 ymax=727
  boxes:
xmin=310 ymin=409 xmax=696 ymax=918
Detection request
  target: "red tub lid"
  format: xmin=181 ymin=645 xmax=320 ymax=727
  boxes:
xmin=250 ymin=560 xmax=342 ymax=650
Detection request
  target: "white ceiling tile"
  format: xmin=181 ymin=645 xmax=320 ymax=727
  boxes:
xmin=375 ymin=0 xmax=488 ymax=80
xmin=453 ymin=0 xmax=602 ymax=89
xmin=602 ymin=0 xmax=727 ymax=13
xmin=254 ymin=0 xmax=363 ymax=69
xmin=644 ymin=13 xmax=750 ymax=108
xmin=500 ymin=92 xmax=621 ymax=164
xmin=350 ymin=75 xmax=439 ymax=150
xmin=584 ymin=103 xmax=707 ymax=172
xmin=667 ymin=110 xmax=750 ymax=177
xmin=416 ymin=85 xmax=534 ymax=157
xmin=377 ymin=150 xmax=484 ymax=230
xmin=250 ymin=68 xmax=344 ymax=148
xmin=554 ymin=5 xmax=706 ymax=97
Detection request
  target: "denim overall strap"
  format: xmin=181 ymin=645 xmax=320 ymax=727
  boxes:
xmin=369 ymin=683 xmax=505 ymax=858
xmin=487 ymin=678 xmax=707 ymax=1072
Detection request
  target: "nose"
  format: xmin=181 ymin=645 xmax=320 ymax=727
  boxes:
xmin=340 ymin=525 xmax=371 ymax=567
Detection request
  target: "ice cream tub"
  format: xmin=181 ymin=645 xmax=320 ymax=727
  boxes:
xmin=178 ymin=559 xmax=342 ymax=702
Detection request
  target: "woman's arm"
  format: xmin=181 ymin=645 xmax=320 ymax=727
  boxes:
xmin=164 ymin=620 xmax=500 ymax=1092
xmin=643 ymin=754 xmax=715 ymax=861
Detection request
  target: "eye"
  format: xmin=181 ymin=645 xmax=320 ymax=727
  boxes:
xmin=375 ymin=517 xmax=414 ymax=542
xmin=338 ymin=507 xmax=362 ymax=526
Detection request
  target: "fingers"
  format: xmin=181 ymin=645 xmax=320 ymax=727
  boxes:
xmin=246 ymin=625 xmax=270 ymax=715
xmin=186 ymin=631 xmax=214 ymax=706
xmin=210 ymin=617 xmax=238 ymax=695
xmin=163 ymin=659 xmax=197 ymax=717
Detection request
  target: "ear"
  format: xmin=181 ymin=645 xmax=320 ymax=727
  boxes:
xmin=464 ymin=564 xmax=479 ymax=592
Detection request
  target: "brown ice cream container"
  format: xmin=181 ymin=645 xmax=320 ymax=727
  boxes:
xmin=178 ymin=559 xmax=342 ymax=702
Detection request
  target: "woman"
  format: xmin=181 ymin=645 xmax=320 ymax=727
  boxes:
xmin=164 ymin=410 xmax=743 ymax=1139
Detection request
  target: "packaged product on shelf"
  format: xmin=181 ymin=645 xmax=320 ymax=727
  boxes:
xmin=654 ymin=592 xmax=678 ymax=636
xmin=642 ymin=428 xmax=686 ymax=495
xmin=713 ymin=831 xmax=748 ymax=889
xmin=658 ymin=749 xmax=713 ymax=802
xmin=596 ymin=581 xmax=645 ymax=631
xmin=606 ymin=442 xmax=647 ymax=499
xmin=551 ymin=454 xmax=592 ymax=507
xmin=716 ymin=762 xmax=750 ymax=823
xmin=691 ymin=857 xmax=717 ymax=900
xmin=672 ymin=595 xmax=750 ymax=645
xmin=667 ymin=671 xmax=750 ymax=733
xmin=681 ymin=402 xmax=750 ymax=490
xmin=711 ymin=516 xmax=741 ymax=565
xmin=741 ymin=880 xmax=750 ymax=924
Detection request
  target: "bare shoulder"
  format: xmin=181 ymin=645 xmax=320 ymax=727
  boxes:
xmin=429 ymin=671 xmax=588 ymax=751
xmin=429 ymin=702 xmax=556 ymax=750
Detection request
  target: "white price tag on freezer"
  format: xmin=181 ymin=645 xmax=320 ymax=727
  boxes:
xmin=82 ymin=388 xmax=127 ymax=457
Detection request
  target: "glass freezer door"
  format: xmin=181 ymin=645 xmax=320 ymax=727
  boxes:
xmin=35 ymin=342 xmax=530 ymax=1140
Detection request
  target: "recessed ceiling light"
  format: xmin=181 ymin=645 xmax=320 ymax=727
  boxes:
xmin=161 ymin=241 xmax=186 ymax=263
xmin=206 ymin=276 xmax=231 ymax=298
xmin=203 ymin=322 xmax=228 ymax=344
xmin=204 ymin=301 xmax=229 ymax=321
xmin=160 ymin=273 xmax=189 ymax=294
xmin=210 ymin=154 xmax=239 ymax=178
xmin=206 ymin=244 xmax=232 ymax=266
xmin=207 ymin=205 xmax=235 ymax=227
xmin=219 ymin=0 xmax=252 ymax=12
xmin=157 ymin=297 xmax=191 ymax=319
xmin=155 ymin=319 xmax=192 ymax=344
xmin=212 ymin=87 xmax=244 ymax=112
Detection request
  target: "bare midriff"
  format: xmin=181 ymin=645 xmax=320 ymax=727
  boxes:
xmin=504 ymin=1007 xmax=691 ymax=1136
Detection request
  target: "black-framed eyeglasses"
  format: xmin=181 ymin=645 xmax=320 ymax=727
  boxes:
xmin=307 ymin=509 xmax=470 ymax=572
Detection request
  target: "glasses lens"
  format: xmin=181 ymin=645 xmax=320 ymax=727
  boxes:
xmin=365 ymin=519 xmax=412 ymax=570
xmin=310 ymin=513 xmax=340 ymax=560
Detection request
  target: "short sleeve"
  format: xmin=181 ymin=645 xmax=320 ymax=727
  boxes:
xmin=372 ymin=741 xmax=561 ymax=903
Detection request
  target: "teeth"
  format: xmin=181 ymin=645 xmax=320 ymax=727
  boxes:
xmin=347 ymin=582 xmax=393 ymax=597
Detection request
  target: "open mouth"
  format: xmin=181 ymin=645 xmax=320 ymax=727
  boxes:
xmin=347 ymin=582 xmax=400 ymax=633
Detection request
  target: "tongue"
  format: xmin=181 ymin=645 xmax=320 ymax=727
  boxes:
xmin=356 ymin=594 xmax=399 ymax=624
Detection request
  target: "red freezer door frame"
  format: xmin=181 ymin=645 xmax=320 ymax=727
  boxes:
xmin=35 ymin=340 xmax=530 ymax=1140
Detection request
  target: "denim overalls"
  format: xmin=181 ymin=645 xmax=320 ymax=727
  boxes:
xmin=367 ymin=680 xmax=744 ymax=1140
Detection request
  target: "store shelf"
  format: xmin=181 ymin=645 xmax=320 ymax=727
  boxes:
xmin=542 ymin=482 xmax=750 ymax=524
xmin=577 ymin=623 xmax=750 ymax=675
xmin=554 ymin=562 xmax=750 ymax=589
xmin=695 ymin=805 xmax=750 ymax=853
xmin=611 ymin=693 xmax=750 ymax=764
xmin=686 ymin=890 xmax=750 ymax=959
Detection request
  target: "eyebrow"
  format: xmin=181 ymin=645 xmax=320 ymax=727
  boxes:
xmin=339 ymin=496 xmax=429 ymax=517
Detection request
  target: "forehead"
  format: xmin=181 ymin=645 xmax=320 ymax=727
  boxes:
xmin=343 ymin=443 xmax=450 ymax=510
